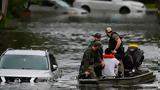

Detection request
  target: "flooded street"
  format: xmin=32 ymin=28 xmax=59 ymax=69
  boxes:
xmin=0 ymin=11 xmax=160 ymax=90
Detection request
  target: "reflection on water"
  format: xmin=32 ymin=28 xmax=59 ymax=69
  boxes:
xmin=69 ymin=11 xmax=147 ymax=22
xmin=0 ymin=30 xmax=52 ymax=53
xmin=0 ymin=31 xmax=46 ymax=54
xmin=0 ymin=10 xmax=160 ymax=90
xmin=0 ymin=30 xmax=69 ymax=54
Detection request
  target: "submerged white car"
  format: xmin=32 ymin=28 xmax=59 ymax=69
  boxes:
xmin=0 ymin=49 xmax=60 ymax=83
xmin=73 ymin=0 xmax=146 ymax=14
xmin=30 ymin=0 xmax=88 ymax=15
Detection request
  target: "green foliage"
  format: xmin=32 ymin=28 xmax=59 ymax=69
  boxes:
xmin=145 ymin=4 xmax=156 ymax=9
xmin=0 ymin=0 xmax=28 ymax=28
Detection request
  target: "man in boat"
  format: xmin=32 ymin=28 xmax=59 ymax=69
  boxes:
xmin=88 ymin=33 xmax=104 ymax=78
xmin=79 ymin=41 xmax=102 ymax=79
xmin=105 ymin=27 xmax=125 ymax=77
xmin=102 ymin=50 xmax=120 ymax=78
xmin=123 ymin=43 xmax=144 ymax=76
xmin=88 ymin=33 xmax=101 ymax=47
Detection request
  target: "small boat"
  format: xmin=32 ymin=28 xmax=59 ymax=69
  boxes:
xmin=78 ymin=70 xmax=156 ymax=85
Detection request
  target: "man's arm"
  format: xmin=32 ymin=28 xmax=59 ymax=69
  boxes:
xmin=83 ymin=51 xmax=95 ymax=76
xmin=115 ymin=38 xmax=122 ymax=51
xmin=111 ymin=33 xmax=122 ymax=53
xmin=83 ymin=51 xmax=94 ymax=71
xmin=112 ymin=37 xmax=121 ymax=54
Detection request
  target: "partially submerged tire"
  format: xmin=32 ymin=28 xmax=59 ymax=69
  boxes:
xmin=82 ymin=5 xmax=91 ymax=13
xmin=119 ymin=7 xmax=130 ymax=14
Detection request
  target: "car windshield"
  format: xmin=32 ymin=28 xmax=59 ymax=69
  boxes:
xmin=55 ymin=0 xmax=70 ymax=8
xmin=0 ymin=55 xmax=49 ymax=70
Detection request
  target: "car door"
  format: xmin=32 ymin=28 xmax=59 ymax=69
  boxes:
xmin=89 ymin=0 xmax=113 ymax=11
xmin=91 ymin=0 xmax=121 ymax=12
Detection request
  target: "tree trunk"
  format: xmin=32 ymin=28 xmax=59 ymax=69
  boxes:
xmin=1 ymin=0 xmax=8 ymax=19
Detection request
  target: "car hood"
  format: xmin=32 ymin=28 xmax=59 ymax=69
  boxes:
xmin=0 ymin=69 xmax=52 ymax=78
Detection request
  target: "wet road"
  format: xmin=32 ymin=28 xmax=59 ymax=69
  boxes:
xmin=0 ymin=11 xmax=160 ymax=90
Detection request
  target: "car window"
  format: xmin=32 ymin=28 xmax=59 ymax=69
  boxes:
xmin=41 ymin=0 xmax=55 ymax=7
xmin=0 ymin=55 xmax=49 ymax=70
xmin=55 ymin=0 xmax=70 ymax=8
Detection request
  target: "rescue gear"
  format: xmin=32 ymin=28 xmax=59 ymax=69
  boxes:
xmin=123 ymin=44 xmax=144 ymax=76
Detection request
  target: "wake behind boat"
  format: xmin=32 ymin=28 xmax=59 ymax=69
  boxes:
xmin=78 ymin=70 xmax=156 ymax=85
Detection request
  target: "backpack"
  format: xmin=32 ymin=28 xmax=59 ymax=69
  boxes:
xmin=123 ymin=47 xmax=144 ymax=70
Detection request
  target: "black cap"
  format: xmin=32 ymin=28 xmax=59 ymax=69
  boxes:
xmin=93 ymin=33 xmax=101 ymax=38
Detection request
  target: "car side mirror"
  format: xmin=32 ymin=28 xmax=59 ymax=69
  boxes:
xmin=52 ymin=65 xmax=58 ymax=71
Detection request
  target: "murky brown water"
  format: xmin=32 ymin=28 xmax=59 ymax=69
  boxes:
xmin=0 ymin=10 xmax=160 ymax=90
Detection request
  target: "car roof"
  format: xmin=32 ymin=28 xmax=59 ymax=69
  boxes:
xmin=4 ymin=50 xmax=47 ymax=56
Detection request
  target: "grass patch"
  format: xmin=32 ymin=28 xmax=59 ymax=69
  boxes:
xmin=145 ymin=4 xmax=157 ymax=9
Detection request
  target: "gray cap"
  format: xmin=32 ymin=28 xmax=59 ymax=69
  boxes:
xmin=105 ymin=27 xmax=112 ymax=33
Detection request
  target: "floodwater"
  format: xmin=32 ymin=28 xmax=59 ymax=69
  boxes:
xmin=0 ymin=10 xmax=160 ymax=90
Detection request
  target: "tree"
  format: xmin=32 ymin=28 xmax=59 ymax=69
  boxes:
xmin=0 ymin=0 xmax=28 ymax=28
